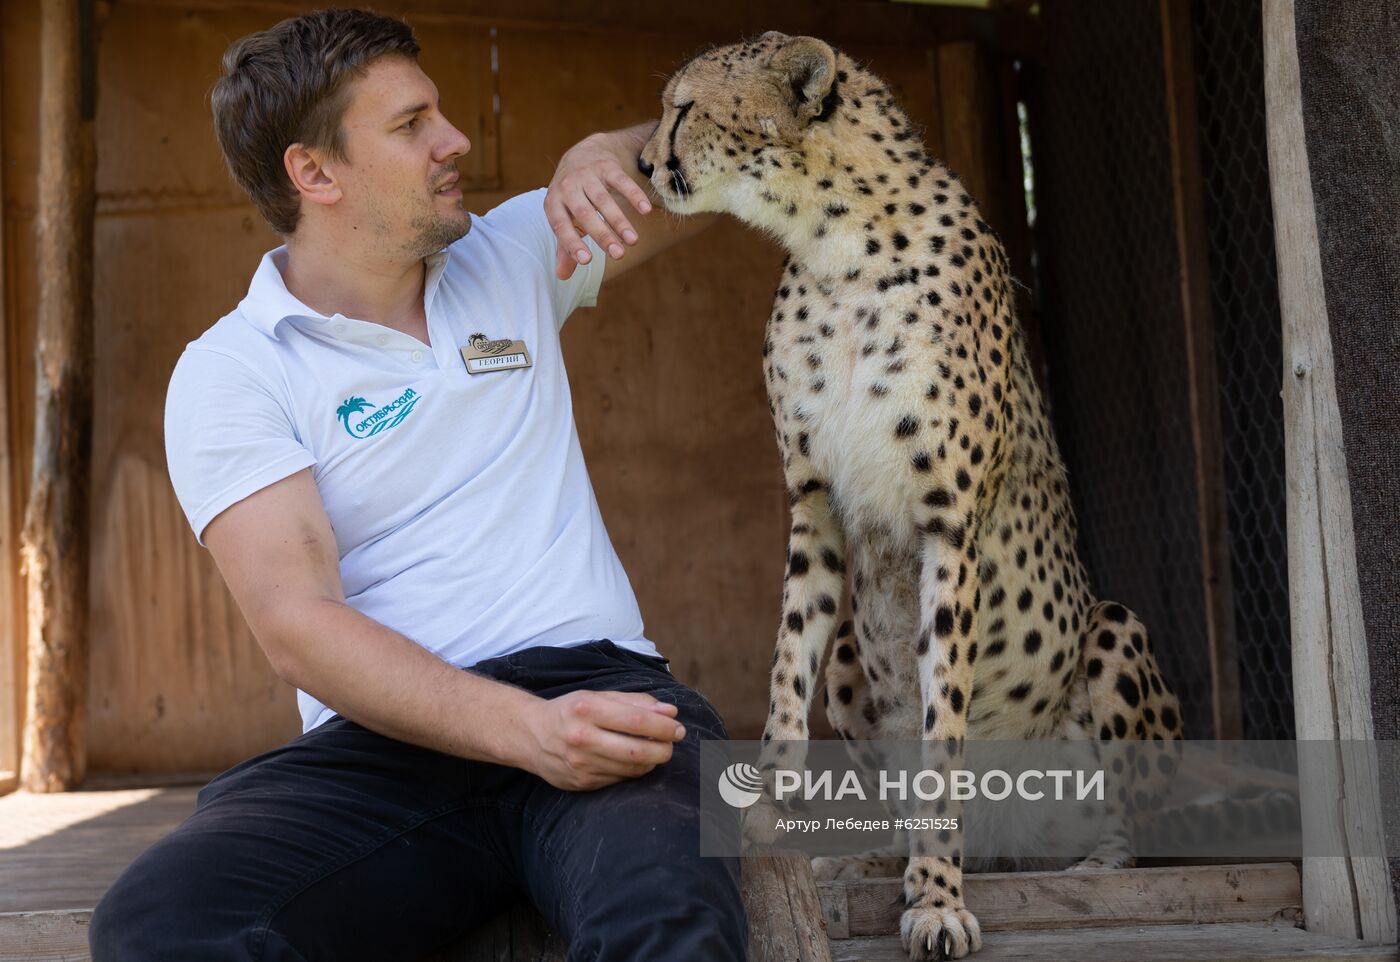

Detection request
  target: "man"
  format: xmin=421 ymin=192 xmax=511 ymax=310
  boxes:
xmin=88 ymin=9 xmax=743 ymax=961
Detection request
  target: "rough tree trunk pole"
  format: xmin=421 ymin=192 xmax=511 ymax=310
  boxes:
xmin=20 ymin=0 xmax=97 ymax=793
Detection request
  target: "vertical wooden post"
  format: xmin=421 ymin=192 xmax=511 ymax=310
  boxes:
xmin=20 ymin=0 xmax=96 ymax=793
xmin=1263 ymin=0 xmax=1397 ymax=943
xmin=743 ymin=856 xmax=834 ymax=962
xmin=1158 ymin=0 xmax=1242 ymax=740
xmin=0 ymin=33 xmax=15 ymax=797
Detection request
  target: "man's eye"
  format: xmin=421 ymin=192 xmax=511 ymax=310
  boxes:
xmin=400 ymin=118 xmax=418 ymax=131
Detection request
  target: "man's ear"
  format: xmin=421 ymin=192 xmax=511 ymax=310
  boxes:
xmin=284 ymin=143 xmax=341 ymax=209
xmin=767 ymin=36 xmax=838 ymax=121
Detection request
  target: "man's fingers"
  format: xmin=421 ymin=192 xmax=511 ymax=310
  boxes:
xmin=554 ymin=243 xmax=577 ymax=281
xmin=608 ymin=168 xmax=653 ymax=215
xmin=544 ymin=199 xmax=591 ymax=268
xmin=566 ymin=188 xmax=624 ymax=258
xmin=576 ymin=694 xmax=685 ymax=742
xmin=595 ymin=690 xmax=679 ymax=715
xmin=581 ymin=728 xmax=676 ymax=768
xmin=584 ymin=184 xmax=638 ymax=251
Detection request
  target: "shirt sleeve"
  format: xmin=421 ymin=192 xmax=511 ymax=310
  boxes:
xmin=482 ymin=187 xmax=607 ymax=329
xmin=164 ymin=347 xmax=317 ymax=547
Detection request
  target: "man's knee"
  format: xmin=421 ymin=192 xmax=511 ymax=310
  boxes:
xmin=668 ymin=684 xmax=730 ymax=741
xmin=89 ymin=839 xmax=257 ymax=962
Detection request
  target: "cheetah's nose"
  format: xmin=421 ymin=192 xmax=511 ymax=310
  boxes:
xmin=637 ymin=156 xmax=655 ymax=178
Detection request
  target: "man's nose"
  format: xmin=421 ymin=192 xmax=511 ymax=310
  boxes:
xmin=637 ymin=156 xmax=655 ymax=178
xmin=440 ymin=121 xmax=470 ymax=159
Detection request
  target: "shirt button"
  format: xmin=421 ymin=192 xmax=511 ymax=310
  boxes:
xmin=411 ymin=350 xmax=423 ymax=362
xmin=376 ymin=334 xmax=389 ymax=346
xmin=334 ymin=323 xmax=346 ymax=335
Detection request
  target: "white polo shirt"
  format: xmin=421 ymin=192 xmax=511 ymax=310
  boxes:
xmin=165 ymin=188 xmax=660 ymax=732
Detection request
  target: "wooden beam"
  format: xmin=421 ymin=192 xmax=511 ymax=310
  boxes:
xmin=19 ymin=0 xmax=96 ymax=793
xmin=1262 ymin=0 xmax=1397 ymax=944
xmin=1158 ymin=0 xmax=1242 ymax=740
xmin=100 ymin=0 xmax=1043 ymax=61
xmin=830 ymin=862 xmax=1304 ymax=938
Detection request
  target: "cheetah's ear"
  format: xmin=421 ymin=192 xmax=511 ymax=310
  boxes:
xmin=767 ymin=36 xmax=838 ymax=122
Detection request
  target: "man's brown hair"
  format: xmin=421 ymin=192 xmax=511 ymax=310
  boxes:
xmin=211 ymin=8 xmax=421 ymax=235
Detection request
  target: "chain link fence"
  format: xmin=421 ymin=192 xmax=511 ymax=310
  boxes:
xmin=1025 ymin=0 xmax=1292 ymax=739
xmin=1191 ymin=0 xmax=1294 ymax=740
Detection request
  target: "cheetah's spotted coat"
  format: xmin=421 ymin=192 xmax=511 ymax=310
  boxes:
xmin=640 ymin=33 xmax=1184 ymax=960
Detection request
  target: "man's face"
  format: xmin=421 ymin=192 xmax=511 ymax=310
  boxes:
xmin=328 ymin=55 xmax=472 ymax=259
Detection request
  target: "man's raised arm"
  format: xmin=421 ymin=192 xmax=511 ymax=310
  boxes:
xmin=545 ymin=120 xmax=719 ymax=282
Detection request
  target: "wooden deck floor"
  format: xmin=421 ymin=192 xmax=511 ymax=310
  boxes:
xmin=1 ymin=786 xmax=1395 ymax=962
xmin=0 ymin=784 xmax=198 ymax=913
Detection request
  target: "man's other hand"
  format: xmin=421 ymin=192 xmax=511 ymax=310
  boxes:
xmin=525 ymin=689 xmax=686 ymax=791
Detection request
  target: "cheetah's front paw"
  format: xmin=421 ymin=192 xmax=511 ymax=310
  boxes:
xmin=899 ymin=904 xmax=982 ymax=960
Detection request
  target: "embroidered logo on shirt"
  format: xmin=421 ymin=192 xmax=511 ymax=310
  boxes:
xmin=335 ymin=388 xmax=421 ymax=440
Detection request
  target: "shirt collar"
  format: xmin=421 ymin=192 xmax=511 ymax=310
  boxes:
xmin=237 ymin=244 xmax=453 ymax=339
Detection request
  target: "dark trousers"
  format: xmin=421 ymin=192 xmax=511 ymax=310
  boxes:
xmin=89 ymin=640 xmax=746 ymax=962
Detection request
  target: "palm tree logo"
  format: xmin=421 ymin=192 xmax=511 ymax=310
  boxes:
xmin=336 ymin=396 xmax=373 ymax=437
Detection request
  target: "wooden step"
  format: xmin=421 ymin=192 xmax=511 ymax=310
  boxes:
xmin=7 ymin=913 xmax=1396 ymax=962
xmin=0 ymin=910 xmax=89 ymax=962
xmin=829 ymin=923 xmax=1399 ymax=961
xmin=820 ymin=862 xmax=1306 ymax=939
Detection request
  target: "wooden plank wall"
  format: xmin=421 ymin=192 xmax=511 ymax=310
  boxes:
xmin=0 ymin=0 xmax=1030 ymax=774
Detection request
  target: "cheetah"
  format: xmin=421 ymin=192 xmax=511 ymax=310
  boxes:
xmin=639 ymin=33 xmax=1184 ymax=959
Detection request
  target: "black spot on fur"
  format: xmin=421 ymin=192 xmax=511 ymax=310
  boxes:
xmin=1116 ymin=673 xmax=1141 ymax=708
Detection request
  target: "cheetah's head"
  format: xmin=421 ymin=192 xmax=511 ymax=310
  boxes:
xmin=638 ymin=32 xmax=840 ymax=217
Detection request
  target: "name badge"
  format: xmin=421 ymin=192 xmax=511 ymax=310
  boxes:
xmin=461 ymin=333 xmax=532 ymax=375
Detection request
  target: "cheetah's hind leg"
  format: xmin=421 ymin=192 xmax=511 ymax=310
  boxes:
xmin=813 ymin=842 xmax=910 ymax=881
xmin=1068 ymin=600 xmax=1185 ymax=872
xmin=812 ymin=621 xmax=909 ymax=880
